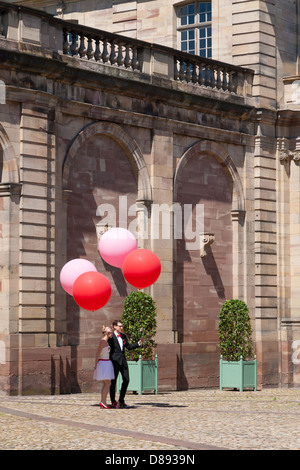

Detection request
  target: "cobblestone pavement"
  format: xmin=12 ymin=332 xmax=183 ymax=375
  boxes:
xmin=0 ymin=388 xmax=299 ymax=451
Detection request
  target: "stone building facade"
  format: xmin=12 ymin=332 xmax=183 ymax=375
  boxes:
xmin=0 ymin=0 xmax=299 ymax=394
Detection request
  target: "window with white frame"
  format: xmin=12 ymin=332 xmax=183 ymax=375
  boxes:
xmin=177 ymin=2 xmax=212 ymax=58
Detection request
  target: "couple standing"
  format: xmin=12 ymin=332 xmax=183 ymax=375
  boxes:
xmin=94 ymin=320 xmax=143 ymax=409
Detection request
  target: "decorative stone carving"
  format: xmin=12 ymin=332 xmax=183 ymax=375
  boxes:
xmin=277 ymin=137 xmax=289 ymax=161
xmin=96 ymin=222 xmax=112 ymax=240
xmin=277 ymin=137 xmax=300 ymax=162
xmin=199 ymin=233 xmax=215 ymax=257
xmin=290 ymin=150 xmax=300 ymax=161
xmin=278 ymin=149 xmax=290 ymax=161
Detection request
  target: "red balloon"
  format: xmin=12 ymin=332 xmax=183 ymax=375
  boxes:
xmin=72 ymin=271 xmax=111 ymax=311
xmin=122 ymin=249 xmax=161 ymax=289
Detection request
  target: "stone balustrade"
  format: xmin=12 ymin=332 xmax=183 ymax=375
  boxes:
xmin=63 ymin=27 xmax=141 ymax=72
xmin=0 ymin=1 xmax=253 ymax=99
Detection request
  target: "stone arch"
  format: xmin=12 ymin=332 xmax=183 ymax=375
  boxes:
xmin=174 ymin=140 xmax=245 ymax=212
xmin=0 ymin=124 xmax=19 ymax=185
xmin=62 ymin=121 xmax=152 ymax=202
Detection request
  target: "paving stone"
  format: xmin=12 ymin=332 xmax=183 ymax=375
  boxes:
xmin=0 ymin=388 xmax=299 ymax=450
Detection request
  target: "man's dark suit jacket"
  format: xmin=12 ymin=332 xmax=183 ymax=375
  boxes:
xmin=108 ymin=333 xmax=140 ymax=367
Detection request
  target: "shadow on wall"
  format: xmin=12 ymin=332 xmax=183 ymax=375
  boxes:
xmin=51 ymin=351 xmax=82 ymax=394
xmin=201 ymin=245 xmax=225 ymax=300
xmin=176 ymin=346 xmax=188 ymax=390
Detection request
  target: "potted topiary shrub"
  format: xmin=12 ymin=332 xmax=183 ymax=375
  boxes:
xmin=117 ymin=291 xmax=158 ymax=394
xmin=218 ymin=299 xmax=257 ymax=391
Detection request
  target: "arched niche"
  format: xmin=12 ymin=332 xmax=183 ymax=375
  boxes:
xmin=173 ymin=139 xmax=246 ymax=388
xmin=174 ymin=140 xmax=245 ymax=213
xmin=62 ymin=121 xmax=152 ymax=203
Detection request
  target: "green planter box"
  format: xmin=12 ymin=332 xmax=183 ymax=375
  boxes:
xmin=117 ymin=355 xmax=158 ymax=395
xmin=220 ymin=355 xmax=257 ymax=391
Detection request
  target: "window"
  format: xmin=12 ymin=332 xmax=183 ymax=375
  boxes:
xmin=177 ymin=2 xmax=212 ymax=58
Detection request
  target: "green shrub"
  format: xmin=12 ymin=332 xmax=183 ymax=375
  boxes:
xmin=122 ymin=291 xmax=157 ymax=361
xmin=217 ymin=299 xmax=254 ymax=361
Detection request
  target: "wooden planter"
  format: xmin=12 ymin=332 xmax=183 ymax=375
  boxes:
xmin=117 ymin=355 xmax=158 ymax=395
xmin=219 ymin=355 xmax=257 ymax=391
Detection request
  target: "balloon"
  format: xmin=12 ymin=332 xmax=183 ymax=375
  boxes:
xmin=122 ymin=249 xmax=161 ymax=289
xmin=98 ymin=227 xmax=137 ymax=268
xmin=60 ymin=258 xmax=97 ymax=295
xmin=72 ymin=271 xmax=111 ymax=311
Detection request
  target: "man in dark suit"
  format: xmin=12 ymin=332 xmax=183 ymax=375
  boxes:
xmin=108 ymin=319 xmax=143 ymax=408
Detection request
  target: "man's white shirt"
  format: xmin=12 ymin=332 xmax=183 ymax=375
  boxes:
xmin=115 ymin=332 xmax=123 ymax=350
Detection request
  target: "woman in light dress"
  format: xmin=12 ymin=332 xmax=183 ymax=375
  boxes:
xmin=94 ymin=325 xmax=115 ymax=408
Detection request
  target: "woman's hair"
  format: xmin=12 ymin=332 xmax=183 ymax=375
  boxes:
xmin=102 ymin=325 xmax=111 ymax=335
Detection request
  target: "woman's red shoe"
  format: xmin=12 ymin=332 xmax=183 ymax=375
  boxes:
xmin=99 ymin=402 xmax=109 ymax=409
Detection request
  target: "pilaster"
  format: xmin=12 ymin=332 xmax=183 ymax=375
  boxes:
xmin=276 ymin=111 xmax=300 ymax=386
xmin=232 ymin=0 xmax=277 ymax=108
xmin=148 ymin=128 xmax=174 ymax=344
xmin=19 ymin=103 xmax=56 ymax=346
xmin=0 ymin=182 xmax=21 ymax=394
xmin=253 ymin=115 xmax=278 ymax=386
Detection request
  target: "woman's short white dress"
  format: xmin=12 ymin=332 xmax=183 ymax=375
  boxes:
xmin=93 ymin=345 xmax=115 ymax=381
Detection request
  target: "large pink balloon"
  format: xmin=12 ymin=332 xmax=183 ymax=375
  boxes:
xmin=60 ymin=259 xmax=97 ymax=295
xmin=98 ymin=228 xmax=137 ymax=268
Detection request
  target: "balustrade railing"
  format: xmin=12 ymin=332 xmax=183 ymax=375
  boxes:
xmin=60 ymin=22 xmax=251 ymax=97
xmin=0 ymin=1 xmax=253 ymax=99
xmin=174 ymin=54 xmax=237 ymax=93
xmin=62 ymin=28 xmax=140 ymax=72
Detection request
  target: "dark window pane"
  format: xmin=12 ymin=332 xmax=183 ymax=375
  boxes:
xmin=199 ymin=2 xmax=206 ymax=13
